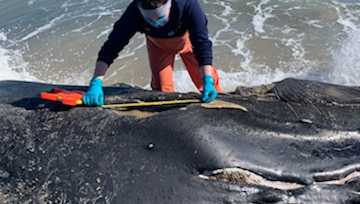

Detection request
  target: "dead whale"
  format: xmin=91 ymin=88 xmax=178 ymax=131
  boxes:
xmin=1 ymin=78 xmax=360 ymax=203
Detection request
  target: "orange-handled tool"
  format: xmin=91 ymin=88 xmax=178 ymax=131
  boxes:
xmin=40 ymin=88 xmax=84 ymax=106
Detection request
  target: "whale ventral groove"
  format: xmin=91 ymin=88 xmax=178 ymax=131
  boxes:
xmin=1 ymin=78 xmax=360 ymax=203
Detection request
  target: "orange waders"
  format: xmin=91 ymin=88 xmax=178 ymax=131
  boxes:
xmin=146 ymin=32 xmax=222 ymax=92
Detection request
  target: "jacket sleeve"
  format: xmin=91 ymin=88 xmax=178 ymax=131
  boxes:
xmin=187 ymin=0 xmax=213 ymax=66
xmin=97 ymin=2 xmax=140 ymax=66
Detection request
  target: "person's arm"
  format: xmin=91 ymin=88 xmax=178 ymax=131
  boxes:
xmin=93 ymin=2 xmax=140 ymax=79
xmin=187 ymin=0 xmax=213 ymax=76
xmin=92 ymin=61 xmax=108 ymax=80
xmin=187 ymin=0 xmax=218 ymax=102
xmin=84 ymin=2 xmax=140 ymax=106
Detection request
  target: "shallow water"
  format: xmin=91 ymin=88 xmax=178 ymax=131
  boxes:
xmin=0 ymin=0 xmax=360 ymax=92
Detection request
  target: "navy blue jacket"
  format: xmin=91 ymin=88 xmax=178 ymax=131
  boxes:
xmin=97 ymin=0 xmax=213 ymax=67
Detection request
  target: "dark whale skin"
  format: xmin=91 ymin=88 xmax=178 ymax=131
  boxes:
xmin=1 ymin=78 xmax=360 ymax=203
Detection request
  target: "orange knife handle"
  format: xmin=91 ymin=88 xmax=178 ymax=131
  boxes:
xmin=40 ymin=89 xmax=85 ymax=106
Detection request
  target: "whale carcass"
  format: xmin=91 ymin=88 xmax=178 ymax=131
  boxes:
xmin=1 ymin=78 xmax=360 ymax=203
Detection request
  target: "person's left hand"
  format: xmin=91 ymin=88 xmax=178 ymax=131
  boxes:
xmin=201 ymin=74 xmax=218 ymax=103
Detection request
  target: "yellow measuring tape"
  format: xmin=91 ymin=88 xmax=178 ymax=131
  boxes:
xmin=102 ymin=99 xmax=201 ymax=109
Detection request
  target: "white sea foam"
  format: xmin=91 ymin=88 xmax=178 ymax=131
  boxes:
xmin=281 ymin=35 xmax=306 ymax=61
xmin=232 ymin=37 xmax=252 ymax=72
xmin=331 ymin=0 xmax=359 ymax=31
xmin=331 ymin=29 xmax=360 ymax=85
xmin=0 ymin=42 xmax=37 ymax=82
xmin=0 ymin=33 xmax=7 ymax=41
xmin=96 ymin=28 xmax=112 ymax=39
xmin=306 ymin=20 xmax=324 ymax=29
xmin=328 ymin=1 xmax=360 ymax=85
xmin=20 ymin=14 xmax=66 ymax=42
xmin=211 ymin=14 xmax=232 ymax=44
xmin=171 ymin=66 xmax=310 ymax=93
xmin=27 ymin=0 xmax=37 ymax=6
xmin=252 ymin=0 xmax=273 ymax=34
xmin=61 ymin=0 xmax=90 ymax=9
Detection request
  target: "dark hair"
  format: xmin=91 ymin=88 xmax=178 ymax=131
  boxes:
xmin=139 ymin=0 xmax=167 ymax=9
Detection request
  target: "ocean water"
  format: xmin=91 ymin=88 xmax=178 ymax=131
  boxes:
xmin=0 ymin=0 xmax=360 ymax=92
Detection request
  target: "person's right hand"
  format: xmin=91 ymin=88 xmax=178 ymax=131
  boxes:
xmin=83 ymin=78 xmax=104 ymax=106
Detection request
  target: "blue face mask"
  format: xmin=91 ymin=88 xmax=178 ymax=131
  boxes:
xmin=144 ymin=15 xmax=168 ymax=28
xmin=138 ymin=0 xmax=171 ymax=28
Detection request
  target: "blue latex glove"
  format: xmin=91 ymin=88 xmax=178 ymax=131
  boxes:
xmin=83 ymin=78 xmax=104 ymax=106
xmin=201 ymin=75 xmax=218 ymax=103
